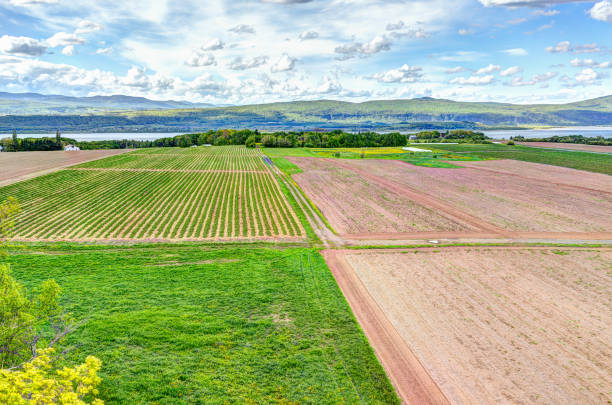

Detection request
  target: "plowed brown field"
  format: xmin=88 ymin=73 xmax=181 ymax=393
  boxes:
xmin=287 ymin=157 xmax=471 ymax=235
xmin=337 ymin=159 xmax=612 ymax=233
xmin=517 ymin=142 xmax=612 ymax=153
xmin=0 ymin=149 xmax=130 ymax=186
xmin=327 ymin=247 xmax=612 ymax=405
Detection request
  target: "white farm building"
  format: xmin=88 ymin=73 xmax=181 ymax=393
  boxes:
xmin=64 ymin=144 xmax=80 ymax=151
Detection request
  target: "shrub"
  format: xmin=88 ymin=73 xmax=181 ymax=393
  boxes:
xmin=0 ymin=348 xmax=103 ymax=405
xmin=507 ymin=140 xmax=515 ymax=145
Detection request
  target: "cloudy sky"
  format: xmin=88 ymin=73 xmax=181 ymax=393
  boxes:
xmin=0 ymin=0 xmax=611 ymax=105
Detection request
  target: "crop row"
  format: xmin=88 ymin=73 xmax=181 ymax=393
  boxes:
xmin=0 ymin=168 xmax=304 ymax=240
xmin=77 ymin=145 xmax=267 ymax=171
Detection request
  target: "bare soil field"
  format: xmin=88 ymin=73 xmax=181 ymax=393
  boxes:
xmin=340 ymin=159 xmax=612 ymax=233
xmin=517 ymin=142 xmax=612 ymax=153
xmin=327 ymin=247 xmax=612 ymax=405
xmin=287 ymin=157 xmax=472 ymax=235
xmin=0 ymin=149 xmax=129 ymax=186
xmin=457 ymin=159 xmax=612 ymax=193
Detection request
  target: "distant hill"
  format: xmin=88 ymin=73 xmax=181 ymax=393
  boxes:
xmin=1 ymin=94 xmax=611 ymax=132
xmin=0 ymin=92 xmax=215 ymax=115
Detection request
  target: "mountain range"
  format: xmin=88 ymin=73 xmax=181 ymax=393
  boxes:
xmin=1 ymin=92 xmax=611 ymax=132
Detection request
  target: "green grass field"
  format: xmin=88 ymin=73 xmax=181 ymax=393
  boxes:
xmin=0 ymin=146 xmax=304 ymax=240
xmin=8 ymin=243 xmax=399 ymax=404
xmin=429 ymin=143 xmax=612 ymax=174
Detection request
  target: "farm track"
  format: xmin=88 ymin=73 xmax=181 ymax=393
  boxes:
xmin=1 ymin=146 xmax=304 ymax=241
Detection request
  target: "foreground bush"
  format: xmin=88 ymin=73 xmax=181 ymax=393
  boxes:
xmin=0 ymin=348 xmax=103 ymax=404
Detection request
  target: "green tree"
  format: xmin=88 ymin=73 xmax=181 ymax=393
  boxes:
xmin=0 ymin=198 xmax=75 ymax=370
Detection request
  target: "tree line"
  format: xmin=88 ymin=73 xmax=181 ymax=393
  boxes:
xmin=511 ymin=134 xmax=611 ymax=146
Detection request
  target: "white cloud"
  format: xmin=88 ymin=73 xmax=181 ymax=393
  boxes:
xmin=479 ymin=0 xmax=586 ymax=6
xmin=546 ymin=41 xmax=571 ymax=53
xmin=508 ymin=71 xmax=557 ymax=86
xmin=61 ymin=45 xmax=74 ymax=56
xmin=229 ymin=56 xmax=269 ymax=70
xmin=185 ymin=52 xmax=215 ymax=67
xmin=575 ymin=68 xmax=608 ymax=84
xmin=450 ymin=75 xmax=495 ymax=85
xmin=96 ymin=47 xmax=113 ymax=55
xmin=299 ymin=31 xmax=319 ymax=40
xmin=475 ymin=64 xmax=501 ymax=74
xmin=229 ymin=24 xmax=256 ymax=34
xmin=503 ymin=48 xmax=528 ymax=56
xmin=589 ymin=1 xmax=612 ymax=22
xmin=270 ymin=54 xmax=296 ymax=72
xmin=0 ymin=35 xmax=46 ymax=56
xmin=458 ymin=28 xmax=473 ymax=35
xmin=45 ymin=32 xmax=85 ymax=48
xmin=372 ymin=64 xmax=423 ymax=83
xmin=570 ymin=58 xmax=611 ymax=68
xmin=75 ymin=20 xmax=103 ymax=34
xmin=8 ymin=0 xmax=58 ymax=5
xmin=200 ymin=38 xmax=224 ymax=51
xmin=445 ymin=66 xmax=466 ymax=74
xmin=386 ymin=21 xmax=405 ymax=31
xmin=546 ymin=41 xmax=601 ymax=54
xmin=500 ymin=66 xmax=522 ymax=76
xmin=532 ymin=9 xmax=559 ymax=16
xmin=335 ymin=36 xmax=392 ymax=60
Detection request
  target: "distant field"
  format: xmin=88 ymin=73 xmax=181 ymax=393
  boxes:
xmin=9 ymin=244 xmax=399 ymax=404
xmin=0 ymin=146 xmax=304 ymax=241
xmin=0 ymin=149 xmax=129 ymax=186
xmin=429 ymin=143 xmax=612 ymax=174
xmin=517 ymin=142 xmax=612 ymax=153
xmin=332 ymin=247 xmax=612 ymax=404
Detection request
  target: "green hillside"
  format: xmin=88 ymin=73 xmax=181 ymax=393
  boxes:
xmin=1 ymin=95 xmax=611 ymax=132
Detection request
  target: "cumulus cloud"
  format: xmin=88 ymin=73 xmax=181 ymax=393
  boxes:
xmin=589 ymin=1 xmax=612 ymax=22
xmin=61 ymin=45 xmax=74 ymax=56
xmin=0 ymin=35 xmax=46 ymax=56
xmin=45 ymin=32 xmax=85 ymax=47
xmin=261 ymin=0 xmax=314 ymax=3
xmin=335 ymin=36 xmax=392 ymax=60
xmin=503 ymin=48 xmax=528 ymax=56
xmin=475 ymin=64 xmax=501 ymax=74
xmin=270 ymin=54 xmax=296 ymax=72
xmin=185 ymin=52 xmax=215 ymax=67
xmin=500 ymin=66 xmax=523 ymax=76
xmin=546 ymin=41 xmax=600 ymax=54
xmin=458 ymin=28 xmax=473 ymax=35
xmin=450 ymin=75 xmax=495 ymax=85
xmin=445 ymin=66 xmax=466 ymax=74
xmin=229 ymin=24 xmax=256 ymax=34
xmin=200 ymin=38 xmax=224 ymax=51
xmin=386 ymin=21 xmax=406 ymax=31
xmin=229 ymin=56 xmax=269 ymax=70
xmin=507 ymin=71 xmax=557 ymax=86
xmin=570 ymin=58 xmax=611 ymax=68
xmin=299 ymin=31 xmax=319 ymax=40
xmin=532 ymin=9 xmax=560 ymax=15
xmin=575 ymin=68 xmax=608 ymax=84
xmin=372 ymin=65 xmax=423 ymax=83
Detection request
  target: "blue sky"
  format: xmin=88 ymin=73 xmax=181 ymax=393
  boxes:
xmin=0 ymin=0 xmax=610 ymax=105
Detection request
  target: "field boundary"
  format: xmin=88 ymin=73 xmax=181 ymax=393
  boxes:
xmin=323 ymin=249 xmax=449 ymax=405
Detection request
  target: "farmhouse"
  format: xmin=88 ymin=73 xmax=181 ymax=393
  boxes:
xmin=64 ymin=144 xmax=81 ymax=151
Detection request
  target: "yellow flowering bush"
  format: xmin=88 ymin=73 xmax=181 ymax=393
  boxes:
xmin=0 ymin=348 xmax=103 ymax=404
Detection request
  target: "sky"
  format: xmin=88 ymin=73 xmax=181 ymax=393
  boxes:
xmin=0 ymin=0 xmax=610 ymax=105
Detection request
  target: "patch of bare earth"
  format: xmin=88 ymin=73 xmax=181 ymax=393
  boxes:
xmin=456 ymin=159 xmax=612 ymax=193
xmin=333 ymin=247 xmax=612 ymax=405
xmin=287 ymin=156 xmax=469 ymax=235
xmin=342 ymin=159 xmax=612 ymax=232
xmin=517 ymin=142 xmax=612 ymax=153
xmin=0 ymin=149 xmax=130 ymax=186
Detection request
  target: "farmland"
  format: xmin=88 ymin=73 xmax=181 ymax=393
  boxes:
xmin=428 ymin=143 xmax=612 ymax=174
xmin=0 ymin=146 xmax=304 ymax=241
xmin=0 ymin=149 xmax=129 ymax=186
xmin=8 ymin=244 xmax=399 ymax=404
xmin=288 ymin=156 xmax=612 ymax=236
xmin=517 ymin=142 xmax=612 ymax=153
xmin=326 ymin=247 xmax=612 ymax=404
